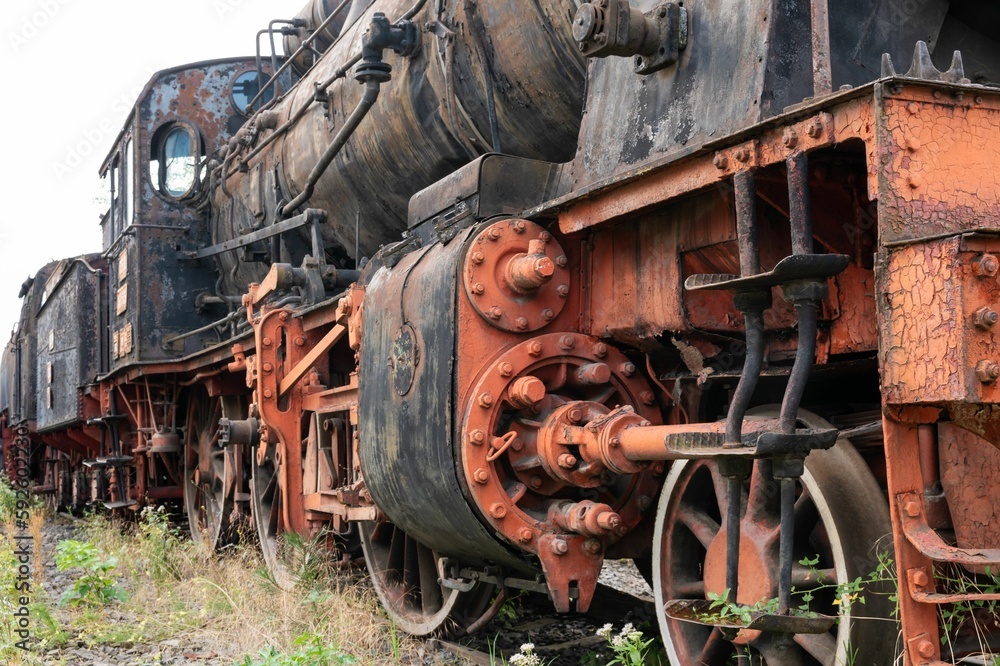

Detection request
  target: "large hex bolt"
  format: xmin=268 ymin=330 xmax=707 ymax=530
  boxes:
xmin=508 ymin=376 xmax=547 ymax=409
xmin=973 ymin=307 xmax=999 ymax=330
xmin=972 ymin=254 xmax=999 ymax=277
xmin=505 ymin=239 xmax=556 ymax=293
xmin=976 ymin=360 xmax=1000 ymax=384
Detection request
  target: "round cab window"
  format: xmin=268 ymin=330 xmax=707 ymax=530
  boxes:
xmin=161 ymin=126 xmax=198 ymax=198
xmin=232 ymin=71 xmax=274 ymax=115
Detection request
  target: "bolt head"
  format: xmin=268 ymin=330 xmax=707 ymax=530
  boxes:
xmin=471 ymin=282 xmax=485 ymax=295
xmin=973 ymin=254 xmax=1000 ymax=277
xmin=567 ymin=407 xmax=584 ymax=423
xmin=489 ymin=306 xmax=503 ymax=320
xmin=478 ymin=392 xmax=494 ymax=408
xmin=911 ymin=569 xmax=929 ymax=587
xmin=263 ymin=388 xmax=274 ymax=399
xmin=556 ymin=284 xmax=570 ymax=298
xmin=555 ymin=255 xmax=568 ymax=268
xmin=551 ymin=539 xmax=569 ymax=555
xmin=499 ymin=362 xmax=514 ymax=377
xmin=513 ymin=220 xmax=526 ymax=234
xmin=541 ymin=309 xmax=555 ymax=321
xmin=734 ymin=147 xmax=750 ymax=162
xmin=640 ymin=390 xmax=656 ymax=406
xmin=593 ymin=342 xmax=608 ymax=358
xmin=973 ymin=307 xmax=999 ymax=330
xmin=279 ymin=312 xmax=289 ymax=321
xmin=638 ymin=495 xmax=652 ymax=511
xmin=518 ymin=528 xmax=533 ymax=543
xmin=610 ymin=436 xmax=620 ymax=448
xmin=903 ymin=500 xmax=921 ymax=517
xmin=490 ymin=502 xmax=507 ymax=518
xmin=917 ymin=640 xmax=935 ymax=659
xmin=471 ymin=251 xmax=485 ymax=265
xmin=583 ymin=538 xmax=602 ymax=555
xmin=557 ymin=453 xmax=578 ymax=469
xmin=262 ymin=337 xmax=272 ymax=347
xmin=468 ymin=429 xmax=486 ymax=445
xmin=807 ymin=120 xmax=823 ymax=138
xmin=473 ymin=467 xmax=490 ymax=484
xmin=713 ymin=153 xmax=728 ymax=169
xmin=529 ymin=475 xmax=543 ymax=489
xmin=782 ymin=128 xmax=798 ymax=149
xmin=559 ymin=335 xmax=576 ymax=350
xmin=528 ymin=341 xmax=543 ymax=356
xmin=487 ymin=228 xmax=502 ymax=241
xmin=515 ymin=317 xmax=529 ymax=330
xmin=621 ymin=362 xmax=636 ymax=377
xmin=976 ymin=360 xmax=1000 ymax=384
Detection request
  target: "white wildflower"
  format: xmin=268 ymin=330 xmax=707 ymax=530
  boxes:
xmin=520 ymin=643 xmax=535 ymax=653
xmin=611 ymin=634 xmax=626 ymax=648
xmin=596 ymin=623 xmax=614 ymax=639
xmin=509 ymin=654 xmax=526 ymax=666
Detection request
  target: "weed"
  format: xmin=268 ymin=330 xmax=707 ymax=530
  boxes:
xmin=54 ymin=540 xmax=126 ymax=606
xmin=237 ymin=632 xmax=357 ymax=665
xmin=596 ymin=623 xmax=658 ymax=666
xmin=508 ymin=642 xmax=544 ymax=666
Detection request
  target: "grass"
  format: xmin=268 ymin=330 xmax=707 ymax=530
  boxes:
xmin=0 ymin=498 xmax=425 ymax=665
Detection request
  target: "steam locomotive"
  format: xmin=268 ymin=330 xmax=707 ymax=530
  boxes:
xmin=3 ymin=0 xmax=999 ymax=662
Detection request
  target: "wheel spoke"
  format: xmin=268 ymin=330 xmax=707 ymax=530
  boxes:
xmin=756 ymin=638 xmax=805 ymax=666
xmin=707 ymin=463 xmax=732 ymax=512
xmin=416 ymin=543 xmax=443 ymax=614
xmin=793 ymin=632 xmax=837 ymax=666
xmin=746 ymin=460 xmax=777 ymax=523
xmin=676 ymin=504 xmax=720 ymax=549
xmin=793 ymin=486 xmax=818 ymax=536
xmin=674 ymin=580 xmax=705 ymax=598
xmin=698 ymin=628 xmax=733 ymax=663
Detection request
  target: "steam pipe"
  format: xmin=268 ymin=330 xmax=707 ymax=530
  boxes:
xmin=279 ymin=79 xmax=382 ymax=218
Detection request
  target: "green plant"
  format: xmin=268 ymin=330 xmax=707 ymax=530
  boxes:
xmin=54 ymin=540 xmax=126 ymax=606
xmin=237 ymin=632 xmax=357 ymax=665
xmin=596 ymin=624 xmax=656 ymax=666
xmin=935 ymin=564 xmax=1000 ymax=660
xmin=137 ymin=505 xmax=183 ymax=583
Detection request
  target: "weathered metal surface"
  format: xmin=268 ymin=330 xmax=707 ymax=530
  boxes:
xmin=938 ymin=423 xmax=1000 ymax=567
xmin=358 ymin=231 xmax=529 ymax=570
xmin=214 ymin=0 xmax=587 ymax=296
xmin=35 ymin=257 xmax=105 ymax=432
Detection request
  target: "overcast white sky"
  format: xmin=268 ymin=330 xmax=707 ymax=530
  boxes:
xmin=0 ymin=0 xmax=287 ymax=339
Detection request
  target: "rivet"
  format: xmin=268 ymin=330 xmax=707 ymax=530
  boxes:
xmin=471 ymin=251 xmax=485 ymax=265
xmin=583 ymin=538 xmax=602 ymax=555
xmin=263 ymin=362 xmax=273 ymax=373
xmin=555 ymin=255 xmax=568 ymax=268
xmin=906 ymin=137 xmax=920 ymax=153
xmin=593 ymin=342 xmax=608 ymax=358
xmin=640 ymin=390 xmax=656 ymax=406
xmin=556 ymin=284 xmax=570 ymax=298
xmin=933 ymin=90 xmax=943 ymax=100
xmin=551 ymin=539 xmax=569 ymax=556
xmin=468 ymin=429 xmax=486 ymax=446
xmin=263 ymin=389 xmax=273 ymax=399
xmin=489 ymin=306 xmax=503 ymax=320
xmin=782 ymin=128 xmax=798 ymax=149
xmin=638 ymin=495 xmax=652 ymax=511
xmin=713 ymin=153 xmax=728 ymax=170
xmin=294 ymin=337 xmax=305 ymax=347
xmin=806 ymin=119 xmax=823 ymax=138
xmin=515 ymin=317 xmax=529 ymax=330
xmin=518 ymin=528 xmax=533 ymax=543
xmin=621 ymin=362 xmax=636 ymax=377
xmin=279 ymin=312 xmax=289 ymax=321
xmin=734 ymin=147 xmax=750 ymax=163
xmin=473 ymin=468 xmax=490 ymax=484
xmin=610 ymin=436 xmax=621 ymax=448
xmin=541 ymin=309 xmax=555 ymax=321
xmin=907 ymin=102 xmax=920 ymax=115
xmin=529 ymin=475 xmax=543 ymax=489
xmin=559 ymin=335 xmax=576 ymax=350
xmin=490 ymin=502 xmax=507 ymax=518
xmin=478 ymin=392 xmax=494 ymax=408
xmin=262 ymin=337 xmax=272 ymax=347
xmin=975 ymin=96 xmax=984 ymax=105
xmin=499 ymin=362 xmax=514 ymax=377
xmin=471 ymin=282 xmax=485 ymax=295
xmin=528 ymin=341 xmax=543 ymax=357
xmin=539 ymin=231 xmax=552 ymax=242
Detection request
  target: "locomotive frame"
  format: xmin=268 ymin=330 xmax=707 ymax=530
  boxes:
xmin=3 ymin=0 xmax=1000 ymax=664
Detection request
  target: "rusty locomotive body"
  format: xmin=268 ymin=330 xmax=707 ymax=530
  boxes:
xmin=4 ymin=0 xmax=1000 ymax=662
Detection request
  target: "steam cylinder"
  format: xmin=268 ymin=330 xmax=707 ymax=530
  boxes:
xmin=214 ymin=0 xmax=586 ymax=295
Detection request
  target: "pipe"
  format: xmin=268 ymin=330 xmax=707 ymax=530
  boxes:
xmin=779 ymin=302 xmax=818 ymax=434
xmin=279 ymin=79 xmax=382 ymax=218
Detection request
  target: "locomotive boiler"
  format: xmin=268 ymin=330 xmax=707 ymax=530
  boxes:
xmin=3 ymin=0 xmax=1000 ymax=663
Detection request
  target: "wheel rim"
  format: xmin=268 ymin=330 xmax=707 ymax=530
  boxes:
xmin=251 ymin=434 xmax=297 ymax=589
xmin=359 ymin=520 xmax=497 ymax=637
xmin=183 ymin=389 xmax=234 ymax=548
xmin=653 ymin=408 xmax=894 ymax=665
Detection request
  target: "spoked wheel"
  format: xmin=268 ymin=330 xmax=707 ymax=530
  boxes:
xmin=251 ymin=433 xmax=297 ymax=590
xmin=183 ymin=388 xmax=240 ymax=549
xmin=653 ymin=408 xmax=895 ymax=665
xmin=359 ymin=520 xmax=498 ymax=637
